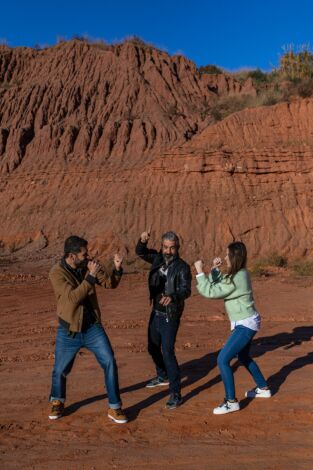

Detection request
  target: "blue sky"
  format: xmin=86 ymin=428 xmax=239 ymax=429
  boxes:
xmin=1 ymin=0 xmax=312 ymax=71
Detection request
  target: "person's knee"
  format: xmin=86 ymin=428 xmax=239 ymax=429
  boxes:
xmin=96 ymin=350 xmax=116 ymax=370
xmin=217 ymin=351 xmax=230 ymax=369
xmin=162 ymin=346 xmax=175 ymax=364
xmin=148 ymin=343 xmax=159 ymax=357
xmin=53 ymin=363 xmax=71 ymax=378
xmin=237 ymin=352 xmax=251 ymax=366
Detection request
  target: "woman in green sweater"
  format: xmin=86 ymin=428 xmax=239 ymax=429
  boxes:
xmin=194 ymin=241 xmax=271 ymax=415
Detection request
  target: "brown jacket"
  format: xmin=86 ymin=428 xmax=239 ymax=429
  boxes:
xmin=49 ymin=261 xmax=122 ymax=333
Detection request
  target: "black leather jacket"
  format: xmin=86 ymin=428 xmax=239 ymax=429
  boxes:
xmin=136 ymin=239 xmax=192 ymax=317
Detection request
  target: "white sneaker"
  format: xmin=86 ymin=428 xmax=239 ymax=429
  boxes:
xmin=213 ymin=399 xmax=240 ymax=415
xmin=245 ymin=387 xmax=272 ymax=398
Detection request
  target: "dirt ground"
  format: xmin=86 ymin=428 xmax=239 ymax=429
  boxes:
xmin=1 ymin=261 xmax=313 ymax=469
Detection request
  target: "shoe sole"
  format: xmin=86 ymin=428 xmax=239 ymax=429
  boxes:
xmin=48 ymin=415 xmax=62 ymax=420
xmin=146 ymin=383 xmax=169 ymax=388
xmin=245 ymin=393 xmax=272 ymax=398
xmin=166 ymin=400 xmax=183 ymax=410
xmin=213 ymin=407 xmax=240 ymax=415
xmin=213 ymin=408 xmax=240 ymax=416
xmin=108 ymin=414 xmax=128 ymax=424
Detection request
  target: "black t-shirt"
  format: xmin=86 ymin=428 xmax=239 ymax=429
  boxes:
xmin=153 ymin=264 xmax=168 ymax=313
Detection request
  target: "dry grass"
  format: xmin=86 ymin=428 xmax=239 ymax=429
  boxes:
xmin=250 ymin=252 xmax=288 ymax=277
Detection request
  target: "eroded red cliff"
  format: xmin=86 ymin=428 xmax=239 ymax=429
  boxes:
xmin=0 ymin=41 xmax=312 ymax=262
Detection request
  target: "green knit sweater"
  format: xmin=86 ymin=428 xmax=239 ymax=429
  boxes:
xmin=196 ymin=269 xmax=256 ymax=321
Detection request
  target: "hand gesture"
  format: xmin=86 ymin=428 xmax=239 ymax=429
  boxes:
xmin=140 ymin=227 xmax=151 ymax=243
xmin=194 ymin=260 xmax=204 ymax=274
xmin=212 ymin=257 xmax=222 ymax=269
xmin=88 ymin=260 xmax=101 ymax=277
xmin=159 ymin=295 xmax=172 ymax=306
xmin=113 ymin=253 xmax=123 ymax=271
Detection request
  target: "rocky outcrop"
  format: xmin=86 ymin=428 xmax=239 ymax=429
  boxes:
xmin=145 ymin=99 xmax=313 ymax=260
xmin=201 ymin=73 xmax=257 ymax=96
xmin=0 ymin=40 xmax=222 ymax=174
xmin=0 ymin=41 xmax=312 ymax=262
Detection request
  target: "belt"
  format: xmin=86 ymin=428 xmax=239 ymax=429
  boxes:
xmin=154 ymin=309 xmax=168 ymax=317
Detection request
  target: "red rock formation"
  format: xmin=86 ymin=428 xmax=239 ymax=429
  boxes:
xmin=0 ymin=41 xmax=312 ymax=262
xmin=0 ymin=40 xmax=220 ymax=175
xmin=201 ymin=73 xmax=256 ymax=96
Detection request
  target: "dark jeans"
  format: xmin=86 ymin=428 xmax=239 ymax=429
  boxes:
xmin=217 ymin=325 xmax=268 ymax=400
xmin=148 ymin=311 xmax=181 ymax=394
xmin=50 ymin=323 xmax=121 ymax=409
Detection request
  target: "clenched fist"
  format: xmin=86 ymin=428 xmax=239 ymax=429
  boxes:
xmin=194 ymin=260 xmax=204 ymax=274
xmin=140 ymin=227 xmax=151 ymax=243
xmin=113 ymin=253 xmax=123 ymax=271
xmin=212 ymin=257 xmax=222 ymax=269
xmin=88 ymin=260 xmax=101 ymax=277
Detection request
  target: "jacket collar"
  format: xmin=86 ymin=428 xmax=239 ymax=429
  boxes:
xmin=60 ymin=257 xmax=84 ymax=282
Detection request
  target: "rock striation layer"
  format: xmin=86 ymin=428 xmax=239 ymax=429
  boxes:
xmin=0 ymin=41 xmax=312 ymax=262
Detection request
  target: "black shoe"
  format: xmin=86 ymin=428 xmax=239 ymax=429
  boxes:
xmin=146 ymin=376 xmax=169 ymax=388
xmin=166 ymin=393 xmax=182 ymax=409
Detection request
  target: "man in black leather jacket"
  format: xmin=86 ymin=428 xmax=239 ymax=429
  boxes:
xmin=136 ymin=230 xmax=192 ymax=409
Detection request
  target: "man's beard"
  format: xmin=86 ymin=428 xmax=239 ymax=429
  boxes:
xmin=163 ymin=254 xmax=174 ymax=265
xmin=74 ymin=258 xmax=88 ymax=269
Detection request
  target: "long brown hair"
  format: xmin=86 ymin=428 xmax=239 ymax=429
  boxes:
xmin=227 ymin=241 xmax=247 ymax=278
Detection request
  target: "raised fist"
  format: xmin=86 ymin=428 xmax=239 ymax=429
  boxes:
xmin=113 ymin=253 xmax=123 ymax=271
xmin=140 ymin=228 xmax=151 ymax=243
xmin=212 ymin=257 xmax=222 ymax=269
xmin=88 ymin=260 xmax=101 ymax=277
xmin=194 ymin=260 xmax=204 ymax=274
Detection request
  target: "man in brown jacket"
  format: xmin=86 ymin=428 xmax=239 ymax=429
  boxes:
xmin=48 ymin=235 xmax=127 ymax=424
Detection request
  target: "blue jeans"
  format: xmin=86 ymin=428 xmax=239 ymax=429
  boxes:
xmin=50 ymin=324 xmax=121 ymax=409
xmin=217 ymin=325 xmax=268 ymax=400
xmin=148 ymin=311 xmax=181 ymax=394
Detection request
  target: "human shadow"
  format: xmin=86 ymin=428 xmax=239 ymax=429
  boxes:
xmin=267 ymin=351 xmax=313 ymax=395
xmin=125 ymin=349 xmax=220 ymax=421
xmin=65 ymin=351 xmax=220 ymax=420
xmin=181 ymin=325 xmax=313 ymax=408
xmin=252 ymin=325 xmax=313 ymax=357
xmin=65 ymin=325 xmax=313 ymax=418
xmin=64 ymin=378 xmax=149 ymax=416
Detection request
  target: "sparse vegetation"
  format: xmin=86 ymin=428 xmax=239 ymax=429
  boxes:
xmin=296 ymin=78 xmax=313 ymax=97
xmin=250 ymin=253 xmax=313 ymax=278
xmin=292 ymin=260 xmax=313 ymax=276
xmin=250 ymin=252 xmax=288 ymax=277
xmin=246 ymin=68 xmax=269 ymax=83
xmin=72 ymin=34 xmax=89 ymax=42
xmin=0 ymin=79 xmax=22 ymax=90
xmin=0 ymin=82 xmax=13 ymax=90
xmin=266 ymin=252 xmax=288 ymax=268
xmin=198 ymin=64 xmax=223 ymax=75
xmin=199 ymin=45 xmax=313 ymax=122
xmin=8 ymin=242 xmax=17 ymax=253
xmin=279 ymin=45 xmax=313 ymax=80
xmin=249 ymin=262 xmax=271 ymax=277
xmin=210 ymin=89 xmax=284 ymax=121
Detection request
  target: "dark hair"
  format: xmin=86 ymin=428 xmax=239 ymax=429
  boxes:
xmin=64 ymin=235 xmax=88 ymax=256
xmin=161 ymin=231 xmax=180 ymax=248
xmin=227 ymin=241 xmax=247 ymax=277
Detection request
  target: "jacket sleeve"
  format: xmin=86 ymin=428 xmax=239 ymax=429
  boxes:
xmin=196 ymin=273 xmax=236 ymax=299
xmin=208 ymin=268 xmax=223 ymax=283
xmin=172 ymin=264 xmax=192 ymax=302
xmin=49 ymin=269 xmax=93 ymax=306
xmin=95 ymin=265 xmax=123 ymax=289
xmin=135 ymin=239 xmax=158 ymax=264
